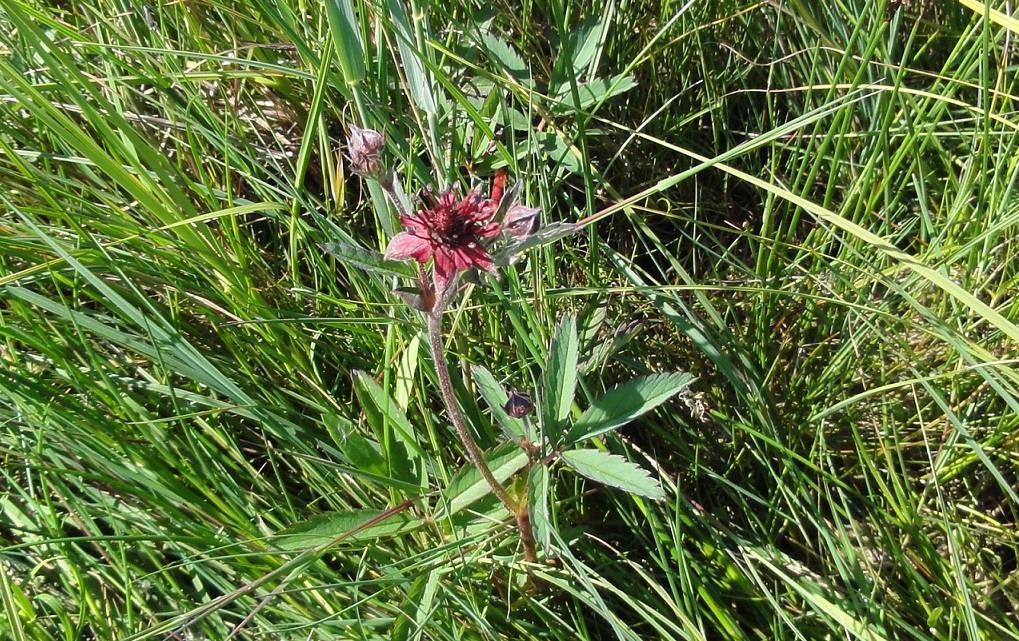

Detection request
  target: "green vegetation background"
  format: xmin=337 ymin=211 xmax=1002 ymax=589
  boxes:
xmin=1 ymin=0 xmax=1017 ymax=639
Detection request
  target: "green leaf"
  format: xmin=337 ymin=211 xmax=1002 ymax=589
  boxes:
xmin=542 ymin=315 xmax=579 ymax=445
xmin=386 ymin=0 xmax=436 ymax=114
xmin=393 ymin=569 xmax=442 ymax=641
xmin=546 ymin=134 xmax=584 ymax=176
xmin=470 ymin=365 xmax=525 ymax=439
xmin=745 ymin=550 xmax=892 ymax=641
xmin=324 ymin=0 xmax=365 ymax=84
xmin=566 ymin=372 xmax=694 ymax=444
xmin=480 ymin=32 xmax=530 ymax=83
xmin=560 ymin=449 xmax=665 ymax=500
xmin=321 ymin=239 xmax=416 ymax=278
xmin=274 ymin=509 xmax=420 ymax=551
xmin=438 ymin=443 xmax=527 ymax=518
xmin=580 ymin=319 xmax=642 ymax=374
xmin=527 ymin=465 xmax=551 ymax=554
xmin=353 ymin=370 xmax=427 ymax=489
xmin=353 ymin=371 xmax=421 ymax=451
xmin=554 ymin=74 xmax=638 ymax=109
xmin=566 ymin=16 xmax=603 ymax=77
xmin=577 ymin=301 xmax=608 ymax=349
xmin=338 ymin=433 xmax=387 ymax=476
xmin=551 ymin=16 xmax=602 ymax=87
xmin=393 ymin=334 xmax=420 ymax=409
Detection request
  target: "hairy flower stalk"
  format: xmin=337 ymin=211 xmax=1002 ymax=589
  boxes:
xmin=425 ymin=310 xmax=515 ymax=511
xmin=425 ymin=279 xmax=537 ymax=563
xmin=397 ymin=187 xmax=538 ymax=562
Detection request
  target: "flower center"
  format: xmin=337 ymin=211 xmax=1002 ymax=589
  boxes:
xmin=430 ymin=207 xmax=477 ymax=241
xmin=431 ymin=207 xmax=455 ymax=237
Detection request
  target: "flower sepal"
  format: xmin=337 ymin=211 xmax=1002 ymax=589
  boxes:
xmin=492 ymin=222 xmax=581 ymax=267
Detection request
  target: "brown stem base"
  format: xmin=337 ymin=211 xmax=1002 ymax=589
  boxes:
xmin=516 ymin=503 xmax=538 ymax=564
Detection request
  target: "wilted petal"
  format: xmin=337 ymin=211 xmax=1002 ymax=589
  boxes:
xmin=385 ymin=232 xmax=432 ymax=261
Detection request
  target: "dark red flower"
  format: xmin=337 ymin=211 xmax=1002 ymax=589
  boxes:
xmin=384 ymin=187 xmax=500 ymax=284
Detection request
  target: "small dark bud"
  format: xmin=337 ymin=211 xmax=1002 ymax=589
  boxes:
xmin=503 ymin=391 xmax=534 ymax=418
xmin=346 ymin=125 xmax=385 ymax=178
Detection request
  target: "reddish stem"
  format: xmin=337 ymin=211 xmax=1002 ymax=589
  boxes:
xmin=426 ymin=298 xmax=539 ymax=563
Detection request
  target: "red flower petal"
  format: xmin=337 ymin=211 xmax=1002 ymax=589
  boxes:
xmin=451 ymin=247 xmax=472 ymax=272
xmin=433 ymin=247 xmax=456 ymax=282
xmin=477 ymin=222 xmax=501 ymax=238
xmin=386 ymin=184 xmax=503 ymax=284
xmin=399 ymin=213 xmax=428 ymax=231
xmin=384 ymin=232 xmax=433 ymax=262
xmin=459 ymin=243 xmax=496 ymax=273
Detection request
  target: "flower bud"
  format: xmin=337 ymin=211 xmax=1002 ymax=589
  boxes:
xmin=346 ymin=125 xmax=385 ymax=178
xmin=503 ymin=391 xmax=534 ymax=418
xmin=503 ymin=204 xmax=540 ymax=238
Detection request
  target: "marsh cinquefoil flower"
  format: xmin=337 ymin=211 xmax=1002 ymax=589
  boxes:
xmin=384 ymin=187 xmax=500 ymax=284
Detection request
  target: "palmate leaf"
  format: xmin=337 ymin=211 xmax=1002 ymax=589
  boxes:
xmin=528 ymin=464 xmax=552 ymax=554
xmin=553 ymin=74 xmax=638 ymax=109
xmin=470 ymin=364 xmax=525 ymax=439
xmin=437 ymin=443 xmax=528 ymax=518
xmin=352 ymin=370 xmax=427 ymax=489
xmin=551 ymin=15 xmax=602 ymax=87
xmin=479 ymin=32 xmax=531 ymax=84
xmin=564 ymin=372 xmax=694 ymax=444
xmin=561 ymin=449 xmax=665 ymax=500
xmin=338 ymin=433 xmax=387 ymax=476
